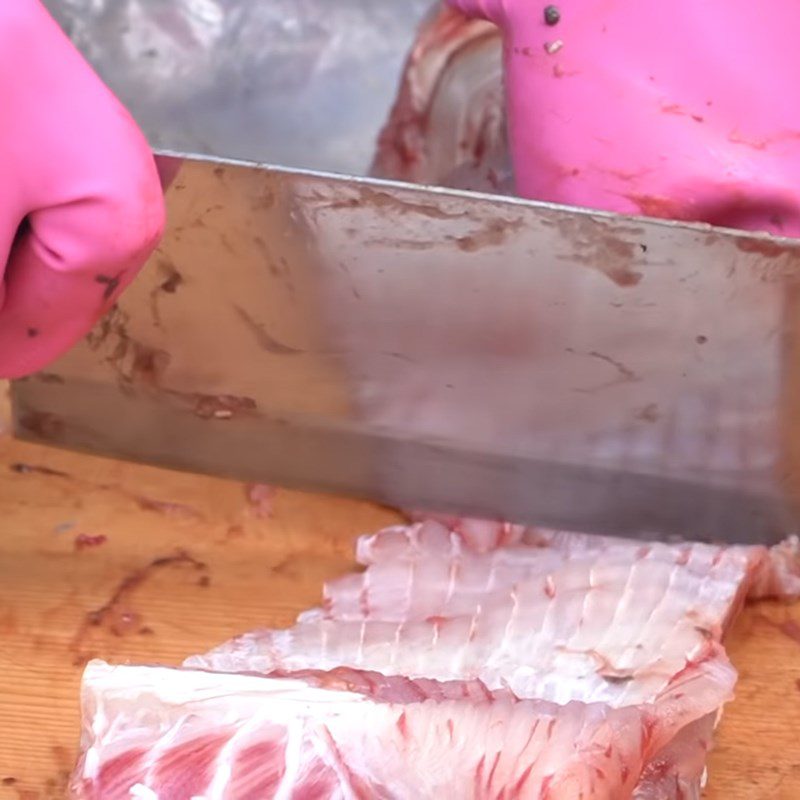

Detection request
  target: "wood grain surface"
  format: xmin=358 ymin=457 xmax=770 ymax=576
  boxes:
xmin=0 ymin=431 xmax=798 ymax=799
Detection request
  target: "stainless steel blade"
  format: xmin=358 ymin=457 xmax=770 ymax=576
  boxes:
xmin=11 ymin=153 xmax=800 ymax=543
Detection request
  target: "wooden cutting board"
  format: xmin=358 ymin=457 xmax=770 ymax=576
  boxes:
xmin=0 ymin=432 xmax=798 ymax=799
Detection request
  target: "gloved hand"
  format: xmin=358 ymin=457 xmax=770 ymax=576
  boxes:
xmin=0 ymin=0 xmax=166 ymax=379
xmin=448 ymin=0 xmax=800 ymax=236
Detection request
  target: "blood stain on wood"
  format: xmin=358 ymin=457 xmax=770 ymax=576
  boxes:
xmin=131 ymin=494 xmax=203 ymax=519
xmin=74 ymin=533 xmax=108 ymax=551
xmin=9 ymin=463 xmax=203 ymax=521
xmin=271 ymin=557 xmax=295 ymax=577
xmin=779 ymin=619 xmax=800 ymax=646
xmin=70 ymin=550 xmax=209 ymax=665
xmin=245 ymin=483 xmax=275 ymax=519
xmin=50 ymin=745 xmax=71 ymax=770
xmin=9 ymin=462 xmax=70 ymax=479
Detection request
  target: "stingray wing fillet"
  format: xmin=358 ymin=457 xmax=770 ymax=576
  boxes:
xmin=273 ymin=525 xmax=746 ymax=709
xmin=72 ymin=661 xmax=653 ymax=800
xmin=191 ymin=599 xmax=731 ymax=709
xmin=346 ymin=522 xmax=798 ymax=621
xmin=315 ymin=522 xmax=756 ymax=644
xmin=186 ymin=617 xmax=736 ymax=724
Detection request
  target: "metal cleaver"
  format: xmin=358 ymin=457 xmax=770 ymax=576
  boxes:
xmin=11 ymin=150 xmax=800 ymax=544
xmin=13 ymin=0 xmax=800 ymax=543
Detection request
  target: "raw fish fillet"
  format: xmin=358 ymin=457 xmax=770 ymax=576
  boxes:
xmin=190 ymin=522 xmax=744 ymax=709
xmin=315 ymin=521 xmax=758 ymax=637
xmin=364 ymin=512 xmax=800 ymax=600
xmin=73 ymin=660 xmax=663 ymax=799
xmin=384 ymin=516 xmax=800 ymax=600
xmin=75 ymin=518 xmax=796 ymax=798
xmin=401 ymin=512 xmax=527 ymax=552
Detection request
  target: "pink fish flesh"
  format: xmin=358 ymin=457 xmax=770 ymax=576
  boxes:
xmin=73 ymin=661 xmax=664 ymax=799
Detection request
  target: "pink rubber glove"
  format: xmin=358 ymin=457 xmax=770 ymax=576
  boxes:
xmin=0 ymin=0 xmax=166 ymax=378
xmin=448 ymin=0 xmax=800 ymax=237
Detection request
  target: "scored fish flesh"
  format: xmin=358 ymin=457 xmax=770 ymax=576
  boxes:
xmin=358 ymin=517 xmax=800 ymax=602
xmin=189 ymin=522 xmax=748 ymax=708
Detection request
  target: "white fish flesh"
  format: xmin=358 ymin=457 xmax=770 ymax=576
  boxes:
xmin=189 ymin=521 xmax=746 ymax=708
xmin=378 ymin=516 xmax=800 ymax=600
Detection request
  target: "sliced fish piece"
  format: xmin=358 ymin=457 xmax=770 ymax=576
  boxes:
xmin=315 ymin=522 xmax=756 ymax=641
xmin=232 ymin=526 xmax=747 ymax=708
xmin=72 ymin=660 xmax=659 ymax=800
xmin=189 ymin=516 xmax=742 ymax=733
